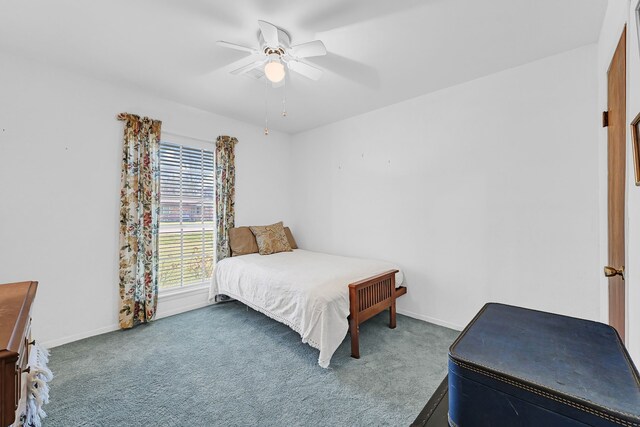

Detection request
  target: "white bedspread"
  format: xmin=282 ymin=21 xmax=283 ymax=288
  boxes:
xmin=209 ymin=249 xmax=403 ymax=368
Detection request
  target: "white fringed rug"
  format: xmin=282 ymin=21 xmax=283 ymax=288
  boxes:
xmin=21 ymin=343 xmax=53 ymax=427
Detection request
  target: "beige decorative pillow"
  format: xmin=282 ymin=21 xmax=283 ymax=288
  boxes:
xmin=249 ymin=222 xmax=292 ymax=255
xmin=284 ymin=227 xmax=298 ymax=249
xmin=229 ymin=227 xmax=259 ymax=256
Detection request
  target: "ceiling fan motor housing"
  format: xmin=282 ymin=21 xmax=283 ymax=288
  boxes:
xmin=259 ymin=27 xmax=291 ymax=51
xmin=264 ymin=47 xmax=285 ymax=57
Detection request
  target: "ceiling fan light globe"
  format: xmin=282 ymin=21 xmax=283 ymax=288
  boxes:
xmin=264 ymin=61 xmax=285 ymax=83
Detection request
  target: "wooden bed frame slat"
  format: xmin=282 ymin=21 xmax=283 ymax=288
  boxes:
xmin=348 ymin=269 xmax=407 ymax=359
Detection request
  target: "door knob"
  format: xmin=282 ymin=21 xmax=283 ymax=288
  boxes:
xmin=604 ymin=265 xmax=624 ymax=279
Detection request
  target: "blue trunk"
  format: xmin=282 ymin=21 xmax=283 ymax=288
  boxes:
xmin=448 ymin=303 xmax=640 ymax=427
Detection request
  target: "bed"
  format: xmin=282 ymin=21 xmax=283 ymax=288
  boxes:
xmin=209 ymin=249 xmax=407 ymax=368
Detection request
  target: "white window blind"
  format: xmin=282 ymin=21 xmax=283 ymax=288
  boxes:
xmin=158 ymin=141 xmax=215 ymax=290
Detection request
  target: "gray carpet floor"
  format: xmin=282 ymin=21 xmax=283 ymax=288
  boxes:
xmin=44 ymin=302 xmax=458 ymax=427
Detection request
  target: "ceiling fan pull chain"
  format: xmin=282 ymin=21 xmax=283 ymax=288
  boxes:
xmin=282 ymin=78 xmax=287 ymax=118
xmin=264 ymin=78 xmax=269 ymax=136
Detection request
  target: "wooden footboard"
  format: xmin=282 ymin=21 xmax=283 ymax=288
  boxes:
xmin=348 ymin=269 xmax=407 ymax=359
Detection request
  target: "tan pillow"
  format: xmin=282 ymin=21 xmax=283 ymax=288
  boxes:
xmin=249 ymin=222 xmax=292 ymax=255
xmin=284 ymin=227 xmax=298 ymax=249
xmin=229 ymin=227 xmax=259 ymax=256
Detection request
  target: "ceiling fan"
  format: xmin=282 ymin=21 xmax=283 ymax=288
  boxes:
xmin=217 ymin=20 xmax=327 ymax=85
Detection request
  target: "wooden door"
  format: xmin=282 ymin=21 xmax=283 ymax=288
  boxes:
xmin=606 ymin=27 xmax=626 ymax=341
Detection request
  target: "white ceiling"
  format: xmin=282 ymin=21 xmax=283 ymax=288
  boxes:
xmin=0 ymin=0 xmax=607 ymax=134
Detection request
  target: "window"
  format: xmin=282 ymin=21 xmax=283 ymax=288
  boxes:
xmin=158 ymin=138 xmax=215 ymax=291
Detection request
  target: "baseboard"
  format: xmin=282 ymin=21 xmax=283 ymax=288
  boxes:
xmin=155 ymin=300 xmax=213 ymax=320
xmin=43 ymin=304 xmax=445 ymax=349
xmin=42 ymin=323 xmax=120 ymax=349
xmin=42 ymin=300 xmax=213 ymax=349
xmin=158 ymin=284 xmax=209 ymax=301
xmin=397 ymin=309 xmax=463 ymax=331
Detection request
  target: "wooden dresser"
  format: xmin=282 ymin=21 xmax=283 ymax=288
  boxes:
xmin=0 ymin=281 xmax=37 ymax=427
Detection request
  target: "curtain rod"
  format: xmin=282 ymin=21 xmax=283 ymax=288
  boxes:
xmin=116 ymin=115 xmax=235 ymax=144
xmin=162 ymin=130 xmax=213 ymax=144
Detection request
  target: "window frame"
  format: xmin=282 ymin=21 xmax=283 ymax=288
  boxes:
xmin=157 ymin=132 xmax=216 ymax=294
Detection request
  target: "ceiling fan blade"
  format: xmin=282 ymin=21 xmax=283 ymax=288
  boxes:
xmin=258 ymin=20 xmax=280 ymax=47
xmin=290 ymin=40 xmax=327 ymax=58
xmin=288 ymin=60 xmax=323 ymax=80
xmin=216 ymin=41 xmax=257 ymax=54
xmin=231 ymin=60 xmax=264 ymax=75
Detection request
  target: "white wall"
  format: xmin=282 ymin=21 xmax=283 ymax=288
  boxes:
xmin=0 ymin=52 xmax=292 ymax=348
xmin=290 ymin=45 xmax=601 ymax=331
xmin=597 ymin=0 xmax=640 ymax=362
xmin=2 ymin=27 xmax=627 ymax=364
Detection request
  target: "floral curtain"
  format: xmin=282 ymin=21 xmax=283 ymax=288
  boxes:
xmin=215 ymin=135 xmax=238 ymax=262
xmin=117 ymin=113 xmax=162 ymax=329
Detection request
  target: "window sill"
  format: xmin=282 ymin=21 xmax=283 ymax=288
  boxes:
xmin=158 ymin=283 xmax=210 ymax=300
